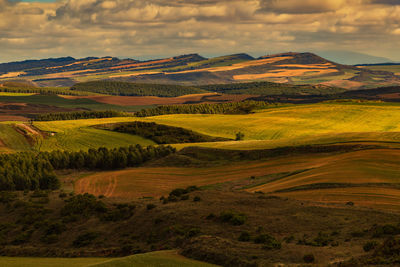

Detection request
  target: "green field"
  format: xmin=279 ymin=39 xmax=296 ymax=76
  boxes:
xmin=33 ymin=117 xmax=154 ymax=151
xmin=92 ymin=250 xmax=217 ymax=267
xmin=0 ymin=92 xmax=35 ymax=96
xmin=140 ymin=103 xmax=400 ymax=141
xmin=0 ymin=123 xmax=31 ymax=152
xmin=28 ymin=103 xmax=400 ymax=151
xmin=0 ymin=250 xmax=217 ymax=267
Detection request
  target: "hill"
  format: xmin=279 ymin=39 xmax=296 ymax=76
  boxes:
xmin=1 ymin=52 xmax=400 ymax=89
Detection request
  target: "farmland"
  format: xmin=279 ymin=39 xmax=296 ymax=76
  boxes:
xmin=140 ymin=103 xmax=400 ymax=141
xmin=0 ymin=251 xmax=215 ymax=267
xmin=1 ymin=87 xmax=400 ymax=265
xmin=73 ymin=147 xmax=400 ymax=212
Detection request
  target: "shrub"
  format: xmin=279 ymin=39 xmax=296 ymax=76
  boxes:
xmin=303 ymin=254 xmax=315 ymax=263
xmin=12 ymin=230 xmax=33 ymax=245
xmin=238 ymin=231 xmax=251 ymax=242
xmin=364 ymin=241 xmax=378 ymax=252
xmin=147 ymin=204 xmax=156 ymax=210
xmin=61 ymin=193 xmax=107 ymax=218
xmin=193 ymin=196 xmax=201 ymax=202
xmin=372 ymin=224 xmax=400 ymax=238
xmin=103 ymin=204 xmax=135 ymax=221
xmin=254 ymin=234 xmax=281 ymax=249
xmin=220 ymin=211 xmax=247 ymax=226
xmin=180 ymin=195 xmax=189 ymax=201
xmin=73 ymin=232 xmax=99 ymax=247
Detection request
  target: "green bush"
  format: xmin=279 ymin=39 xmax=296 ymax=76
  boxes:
xmin=61 ymin=193 xmax=107 ymax=218
xmin=220 ymin=211 xmax=247 ymax=226
xmin=254 ymin=234 xmax=281 ymax=249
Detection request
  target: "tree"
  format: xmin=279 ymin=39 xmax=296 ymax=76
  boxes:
xmin=235 ymin=132 xmax=245 ymax=141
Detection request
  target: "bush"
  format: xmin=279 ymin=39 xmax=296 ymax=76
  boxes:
xmin=238 ymin=231 xmax=251 ymax=242
xmin=73 ymin=232 xmax=99 ymax=247
xmin=61 ymin=193 xmax=107 ymax=218
xmin=193 ymin=196 xmax=201 ymax=202
xmin=372 ymin=224 xmax=400 ymax=238
xmin=364 ymin=241 xmax=378 ymax=252
xmin=220 ymin=211 xmax=247 ymax=226
xmin=103 ymin=203 xmax=135 ymax=221
xmin=147 ymin=204 xmax=156 ymax=210
xmin=303 ymin=254 xmax=315 ymax=263
xmin=254 ymin=234 xmax=281 ymax=249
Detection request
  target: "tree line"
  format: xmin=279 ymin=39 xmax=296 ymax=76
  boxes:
xmin=0 ymin=145 xmax=175 ymax=191
xmin=71 ymin=81 xmax=206 ymax=97
xmin=34 ymin=110 xmax=128 ymax=121
xmin=134 ymin=101 xmax=270 ymax=117
xmin=199 ymin=82 xmax=343 ymax=95
xmin=0 ymin=86 xmax=91 ymax=96
xmin=102 ymin=121 xmax=229 ymax=144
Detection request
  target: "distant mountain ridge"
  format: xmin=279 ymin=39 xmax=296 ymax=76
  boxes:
xmin=0 ymin=52 xmax=399 ymax=89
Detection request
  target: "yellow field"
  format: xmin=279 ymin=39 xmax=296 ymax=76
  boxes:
xmin=234 ymin=68 xmax=339 ymax=80
xmin=33 ymin=117 xmax=154 ymax=151
xmin=28 ymin=103 xmax=400 ymax=152
xmin=141 ymin=103 xmax=400 ymax=141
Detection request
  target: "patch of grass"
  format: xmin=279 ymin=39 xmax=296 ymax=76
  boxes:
xmin=91 ymin=250 xmax=218 ymax=267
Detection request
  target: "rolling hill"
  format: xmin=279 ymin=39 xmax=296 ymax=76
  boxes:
xmin=1 ymin=52 xmax=399 ymax=89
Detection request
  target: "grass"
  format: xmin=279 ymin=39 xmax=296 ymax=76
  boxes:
xmin=0 ymin=251 xmax=217 ymax=267
xmin=91 ymin=250 xmax=218 ymax=267
xmin=0 ymin=92 xmax=36 ymax=96
xmin=140 ymin=103 xmax=400 ymax=141
xmin=0 ymin=123 xmax=31 ymax=152
xmin=0 ymin=257 xmax=111 ymax=267
xmin=33 ymin=117 xmax=154 ymax=151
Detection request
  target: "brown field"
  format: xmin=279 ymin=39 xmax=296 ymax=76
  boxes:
xmin=0 ymin=72 xmax=26 ymax=79
xmin=0 ymin=115 xmax=29 ymax=122
xmin=234 ymin=68 xmax=339 ymax=80
xmin=109 ymin=57 xmax=175 ymax=70
xmin=171 ymin=56 xmax=294 ymax=75
xmin=74 ymin=148 xmax=400 ymax=212
xmin=47 ymin=57 xmax=113 ymax=69
xmin=0 ymin=102 xmax=77 ymax=119
xmin=276 ymin=187 xmax=400 ymax=212
xmin=276 ymin=63 xmax=335 ymax=68
xmin=321 ymin=80 xmax=364 ymax=89
xmin=60 ymin=93 xmax=251 ymax=106
xmin=110 ymin=71 xmax=162 ymax=78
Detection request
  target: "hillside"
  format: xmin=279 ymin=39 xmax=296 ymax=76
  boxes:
xmin=1 ymin=52 xmax=399 ymax=89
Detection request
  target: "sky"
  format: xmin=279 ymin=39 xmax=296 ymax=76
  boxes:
xmin=1 ymin=0 xmax=399 ymax=63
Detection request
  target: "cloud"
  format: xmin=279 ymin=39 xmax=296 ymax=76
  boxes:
xmin=370 ymin=0 xmax=400 ymax=5
xmin=258 ymin=0 xmax=346 ymax=14
xmin=0 ymin=0 xmax=399 ymax=62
